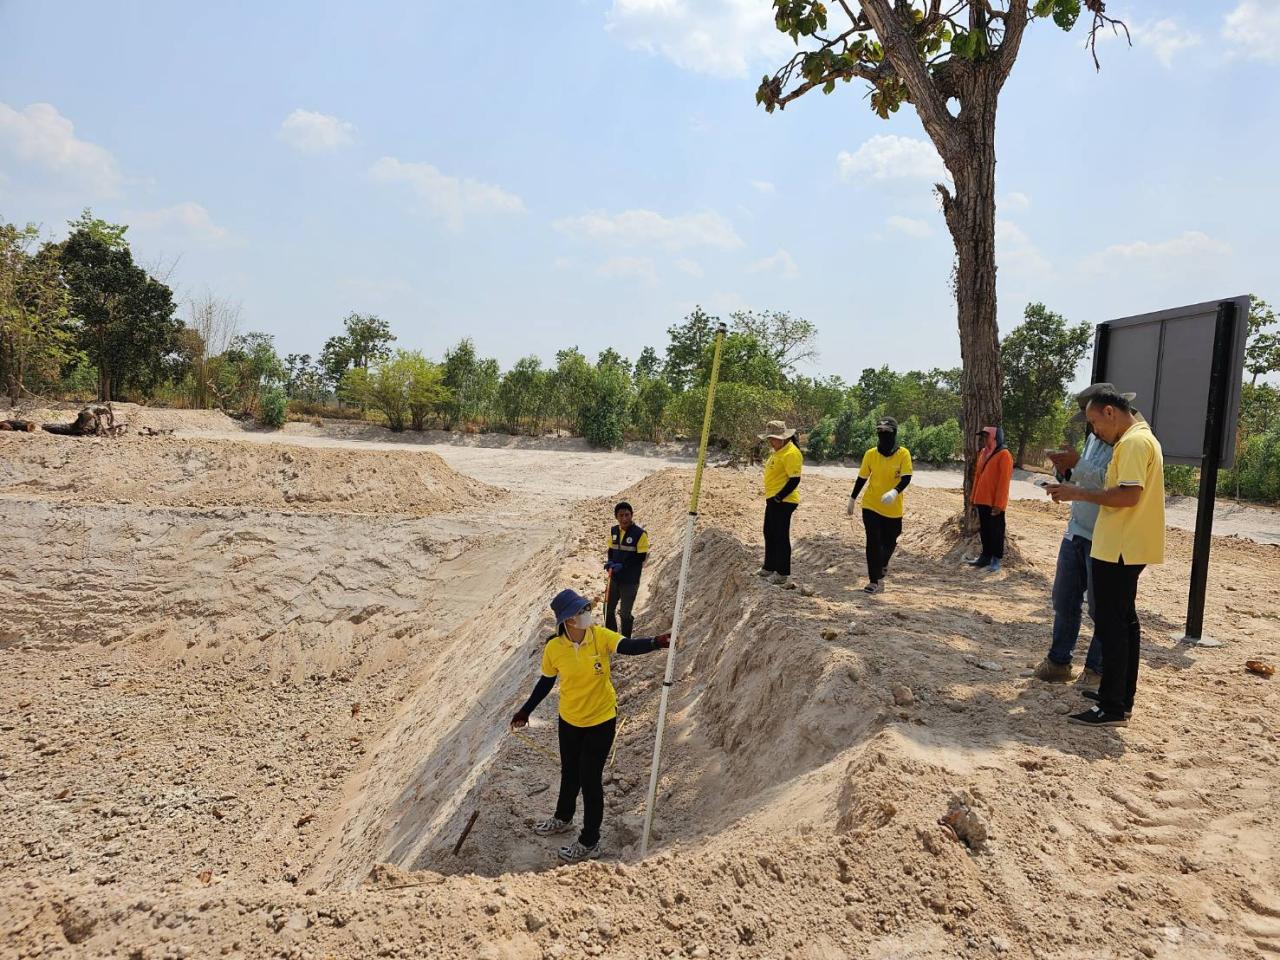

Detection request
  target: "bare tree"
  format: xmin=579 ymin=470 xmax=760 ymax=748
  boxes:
xmin=729 ymin=309 xmax=818 ymax=375
xmin=186 ymin=289 xmax=242 ymax=408
xmin=758 ymin=0 xmax=1127 ymax=515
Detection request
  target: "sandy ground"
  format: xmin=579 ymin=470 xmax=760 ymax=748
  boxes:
xmin=2 ymin=408 xmax=1279 ymax=959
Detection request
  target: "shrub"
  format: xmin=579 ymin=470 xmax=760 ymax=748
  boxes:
xmin=1222 ymin=423 xmax=1280 ymax=501
xmin=582 ymin=365 xmax=633 ymax=449
xmin=666 ymin=381 xmax=793 ymax=459
xmin=914 ymin=417 xmax=963 ymax=464
xmin=806 ymin=415 xmax=837 ymax=462
xmin=259 ymin=387 xmax=288 ymax=428
xmin=1163 ymin=464 xmax=1199 ymax=497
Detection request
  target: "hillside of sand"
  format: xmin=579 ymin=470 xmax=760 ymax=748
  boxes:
xmin=1 ymin=424 xmax=1279 ymax=960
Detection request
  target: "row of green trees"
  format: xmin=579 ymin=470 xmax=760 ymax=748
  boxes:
xmin=5 ymin=212 xmax=1279 ymax=496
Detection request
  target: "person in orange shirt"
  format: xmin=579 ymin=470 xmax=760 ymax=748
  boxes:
xmin=967 ymin=425 xmax=1013 ymax=573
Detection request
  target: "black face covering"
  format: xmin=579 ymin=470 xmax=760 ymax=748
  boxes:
xmin=877 ymin=431 xmax=898 ymax=456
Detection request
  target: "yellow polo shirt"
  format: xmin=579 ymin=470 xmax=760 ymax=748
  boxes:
xmin=539 ymin=626 xmax=623 ymax=727
xmin=858 ymin=447 xmax=913 ymax=519
xmin=763 ymin=443 xmax=803 ymax=504
xmin=1090 ymin=420 xmax=1165 ymax=566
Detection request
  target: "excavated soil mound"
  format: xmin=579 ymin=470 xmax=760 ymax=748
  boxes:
xmin=2 ymin=451 xmax=1279 ymax=960
xmin=0 ymin=433 xmax=495 ymax=515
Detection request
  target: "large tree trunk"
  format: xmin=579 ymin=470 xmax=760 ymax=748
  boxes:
xmin=940 ymin=82 xmax=1003 ymax=529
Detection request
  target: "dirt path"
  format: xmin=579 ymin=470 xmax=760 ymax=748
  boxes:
xmin=181 ymin=424 xmax=1280 ymax=543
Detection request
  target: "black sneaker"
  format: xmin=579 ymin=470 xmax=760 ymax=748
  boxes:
xmin=1080 ymin=691 xmax=1132 ymax=717
xmin=964 ymin=555 xmax=991 ymax=568
xmin=1068 ymin=706 xmax=1128 ymax=727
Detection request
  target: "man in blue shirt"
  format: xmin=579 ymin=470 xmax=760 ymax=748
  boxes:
xmin=1032 ymin=383 xmax=1135 ymax=686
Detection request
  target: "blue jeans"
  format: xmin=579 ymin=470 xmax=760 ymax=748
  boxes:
xmin=1048 ymin=535 xmax=1102 ymax=673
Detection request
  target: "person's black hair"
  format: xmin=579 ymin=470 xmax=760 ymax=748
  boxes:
xmin=1086 ymin=392 xmax=1133 ymax=413
xmin=614 ymin=501 xmax=633 ymax=515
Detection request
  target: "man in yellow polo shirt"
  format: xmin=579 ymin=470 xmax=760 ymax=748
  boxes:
xmin=1048 ymin=388 xmax=1164 ymax=727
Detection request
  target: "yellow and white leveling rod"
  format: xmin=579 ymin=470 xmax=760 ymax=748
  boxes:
xmin=639 ymin=321 xmax=727 ymax=857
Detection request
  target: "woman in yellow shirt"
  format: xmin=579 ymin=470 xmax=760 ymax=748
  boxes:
xmin=757 ymin=420 xmax=803 ymax=585
xmin=510 ymin=588 xmax=669 ymax=862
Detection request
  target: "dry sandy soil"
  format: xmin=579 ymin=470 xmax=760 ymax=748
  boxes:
xmin=2 ymin=407 xmax=1279 ymax=960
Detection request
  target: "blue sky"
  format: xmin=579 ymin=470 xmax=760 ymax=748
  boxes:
xmin=2 ymin=0 xmax=1277 ymax=381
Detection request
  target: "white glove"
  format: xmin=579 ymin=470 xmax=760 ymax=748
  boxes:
xmin=846 ymin=497 xmax=856 ymax=517
xmin=880 ymin=488 xmax=900 ymax=505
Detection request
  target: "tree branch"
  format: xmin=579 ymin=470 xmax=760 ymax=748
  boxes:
xmin=859 ymin=0 xmax=960 ymax=160
xmin=1085 ymin=0 xmax=1130 ymax=71
xmin=993 ymin=0 xmax=1029 ymax=85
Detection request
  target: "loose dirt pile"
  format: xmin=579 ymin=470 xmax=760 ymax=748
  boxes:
xmin=2 ymin=438 xmax=1279 ymax=960
xmin=0 ymin=433 xmax=494 ymax=515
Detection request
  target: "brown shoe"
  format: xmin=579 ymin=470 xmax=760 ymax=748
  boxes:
xmin=1075 ymin=667 xmax=1102 ymax=689
xmin=1033 ymin=657 xmax=1073 ymax=683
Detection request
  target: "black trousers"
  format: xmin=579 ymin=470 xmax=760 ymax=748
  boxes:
xmin=1092 ymin=558 xmax=1145 ymax=715
xmin=605 ymin=580 xmax=640 ymax=636
xmin=554 ymin=716 xmax=616 ymax=847
xmin=762 ymin=499 xmax=798 ymax=576
xmin=862 ymin=509 xmax=902 ymax=582
xmin=976 ymin=504 xmax=1006 ymax=560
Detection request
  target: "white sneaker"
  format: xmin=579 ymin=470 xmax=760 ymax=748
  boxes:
xmin=533 ymin=816 xmax=573 ymax=836
xmin=754 ymin=568 xmax=772 ymax=579
xmin=558 ymin=840 xmax=600 ymax=863
xmin=768 ymin=572 xmax=788 ymax=585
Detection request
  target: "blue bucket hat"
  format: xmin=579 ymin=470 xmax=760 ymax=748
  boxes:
xmin=550 ymin=589 xmax=591 ymax=625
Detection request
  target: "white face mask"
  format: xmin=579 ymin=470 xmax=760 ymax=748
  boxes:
xmin=569 ymin=611 xmax=594 ymax=630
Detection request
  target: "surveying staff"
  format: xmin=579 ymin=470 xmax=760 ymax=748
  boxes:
xmin=967 ymin=426 xmax=1013 ymax=573
xmin=604 ymin=501 xmax=649 ymax=637
xmin=1033 ymin=383 xmax=1134 ymax=686
xmin=511 ymin=589 xmax=669 ymax=862
xmin=1048 ymin=391 xmax=1164 ymax=727
xmin=757 ymin=421 xmax=803 ymax=585
xmin=847 ymin=417 xmax=913 ymax=595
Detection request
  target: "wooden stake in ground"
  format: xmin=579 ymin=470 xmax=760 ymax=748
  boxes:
xmin=452 ymin=809 xmax=480 ymax=856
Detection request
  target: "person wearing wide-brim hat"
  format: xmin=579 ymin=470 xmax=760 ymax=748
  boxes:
xmin=756 ymin=420 xmax=803 ymax=585
xmin=1033 ymin=382 xmax=1136 ymax=686
xmin=510 ymin=588 xmax=669 ymax=862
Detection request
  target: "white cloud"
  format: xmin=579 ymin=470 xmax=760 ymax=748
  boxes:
xmin=1135 ymin=18 xmax=1202 ymax=68
xmin=553 ymin=256 xmax=577 ymax=270
xmin=886 ymin=215 xmax=933 ymax=238
xmin=1223 ymin=1 xmax=1280 ymax=62
xmin=749 ymin=248 xmax=799 ymax=279
xmin=554 ymin=208 xmax=742 ymax=251
xmin=996 ymin=220 xmax=1053 ymax=280
xmin=674 ymin=258 xmax=705 ymax=278
xmin=369 ymin=156 xmax=525 ymax=226
xmin=127 ymin=202 xmax=235 ymax=247
xmin=750 ymin=179 xmax=776 ymax=194
xmin=1001 ymin=191 xmax=1031 ymax=212
xmin=605 ymin=0 xmax=792 ymax=78
xmin=0 ymin=101 xmax=121 ymax=196
xmin=597 ymin=256 xmax=659 ymax=284
xmin=1084 ymin=230 xmax=1231 ymax=273
xmin=838 ymin=135 xmax=949 ymax=184
xmin=278 ymin=109 xmax=355 ymax=153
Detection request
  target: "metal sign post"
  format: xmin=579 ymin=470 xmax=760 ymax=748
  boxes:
xmin=1180 ymin=300 xmax=1237 ymax=646
xmin=639 ymin=321 xmax=727 ymax=858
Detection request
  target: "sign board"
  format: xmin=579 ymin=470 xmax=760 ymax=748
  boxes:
xmin=1090 ymin=295 xmax=1250 ymax=469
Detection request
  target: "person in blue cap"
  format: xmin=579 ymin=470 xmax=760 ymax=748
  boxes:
xmin=511 ymin=588 xmax=670 ymax=863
